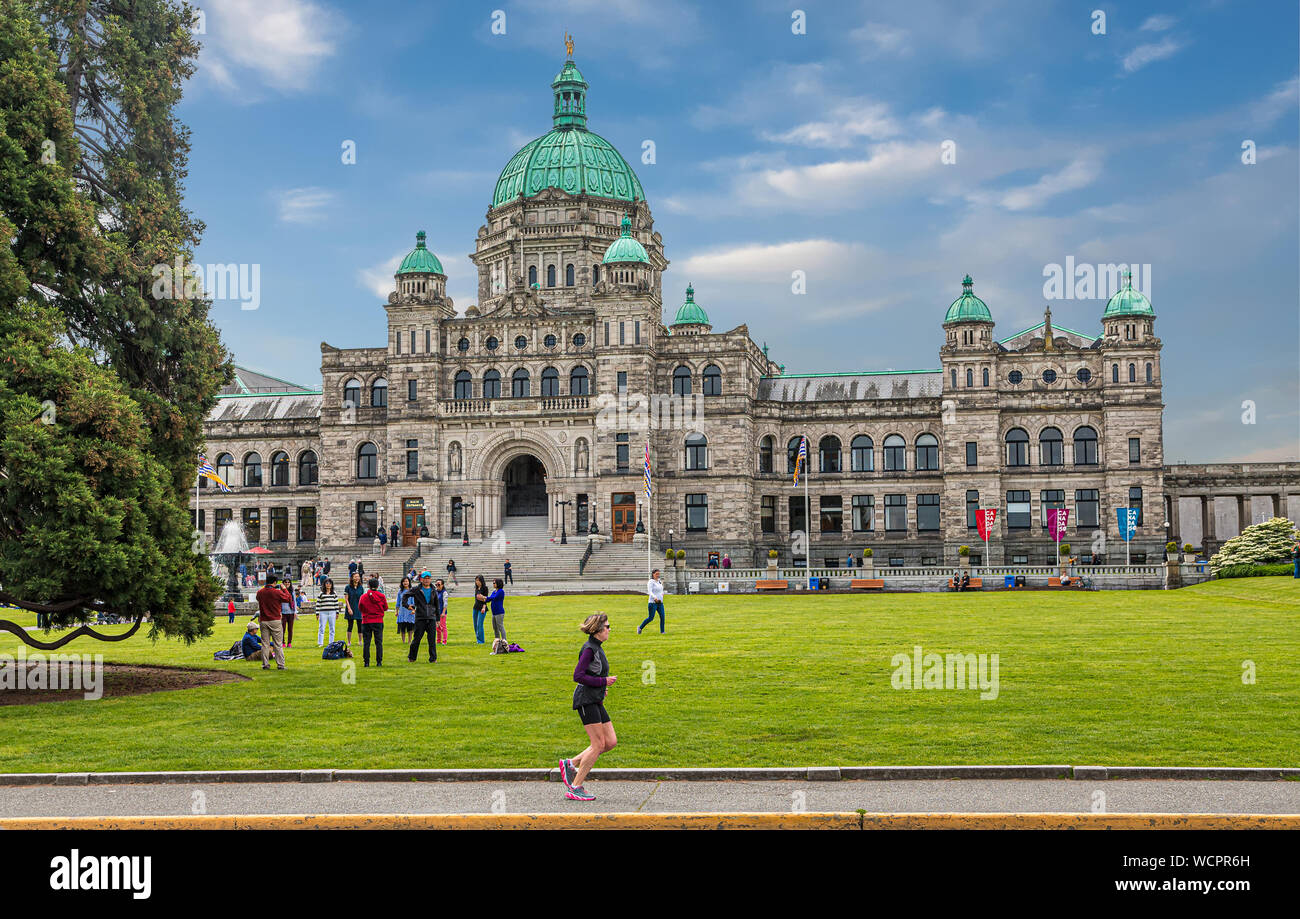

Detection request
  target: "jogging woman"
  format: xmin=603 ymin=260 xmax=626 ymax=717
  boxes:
xmin=315 ymin=578 xmax=340 ymax=646
xmin=344 ymin=571 xmax=364 ymax=646
xmin=395 ymin=576 xmax=415 ymax=643
xmin=560 ymin=613 xmax=617 ymax=802
xmin=471 ymin=575 xmax=488 ymax=644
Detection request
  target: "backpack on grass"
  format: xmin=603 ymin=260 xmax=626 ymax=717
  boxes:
xmin=322 ymin=640 xmax=352 ymax=660
xmin=490 ymin=638 xmax=509 ymax=655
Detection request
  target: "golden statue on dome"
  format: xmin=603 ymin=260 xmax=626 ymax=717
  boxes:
xmin=565 ymin=32 xmax=574 ymax=58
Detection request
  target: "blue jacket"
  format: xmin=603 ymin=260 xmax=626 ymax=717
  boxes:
xmin=241 ymin=633 xmax=262 ymax=657
xmin=487 ymin=588 xmax=505 ymax=615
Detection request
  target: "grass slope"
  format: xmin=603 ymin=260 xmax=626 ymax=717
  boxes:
xmin=0 ymin=580 xmax=1296 ymax=772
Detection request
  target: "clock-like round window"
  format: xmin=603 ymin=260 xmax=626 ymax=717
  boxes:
xmin=1008 ymin=370 xmax=1023 ymax=384
xmin=485 ymin=336 xmax=499 ymax=351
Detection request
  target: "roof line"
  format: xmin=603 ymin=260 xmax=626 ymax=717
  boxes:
xmin=760 ymin=369 xmax=941 ymax=380
xmin=232 ymin=364 xmax=317 ymax=392
xmin=997 ymin=321 xmax=1095 ymax=344
xmin=216 ymin=391 xmax=323 ymax=399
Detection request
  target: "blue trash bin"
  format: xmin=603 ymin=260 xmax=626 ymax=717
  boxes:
xmin=809 ymin=577 xmax=820 ymax=591
xmin=1004 ymin=575 xmax=1016 ymax=588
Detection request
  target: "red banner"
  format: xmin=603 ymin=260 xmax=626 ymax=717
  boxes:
xmin=976 ymin=508 xmax=997 ymax=542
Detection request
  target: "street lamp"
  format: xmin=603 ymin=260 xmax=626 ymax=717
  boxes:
xmin=668 ymin=528 xmax=674 ymax=554
xmin=555 ymin=497 xmax=572 ymax=544
xmin=461 ymin=501 xmax=474 ymax=546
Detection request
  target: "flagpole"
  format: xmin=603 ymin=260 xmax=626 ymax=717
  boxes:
xmin=804 ymin=450 xmax=811 ymax=590
xmin=646 ymin=439 xmax=652 ymax=579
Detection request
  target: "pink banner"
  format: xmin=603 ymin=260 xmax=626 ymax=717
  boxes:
xmin=1047 ymin=507 xmax=1070 ymax=542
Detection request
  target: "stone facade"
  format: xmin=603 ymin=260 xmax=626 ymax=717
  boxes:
xmin=192 ymin=53 xmax=1299 ymax=569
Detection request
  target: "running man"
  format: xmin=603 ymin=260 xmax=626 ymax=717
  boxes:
xmin=639 ymin=569 xmax=665 ymax=634
xmin=559 ymin=613 xmax=617 ymax=802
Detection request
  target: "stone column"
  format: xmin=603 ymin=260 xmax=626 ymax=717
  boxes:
xmin=1236 ymin=494 xmax=1250 ymax=536
xmin=1201 ymin=495 xmax=1215 ymax=545
xmin=1269 ymin=492 xmax=1281 ymax=520
xmin=1166 ymin=494 xmax=1180 ymax=546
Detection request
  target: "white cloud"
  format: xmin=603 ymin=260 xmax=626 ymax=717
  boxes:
xmin=276 ymin=187 xmax=335 ymax=224
xmin=1139 ymin=14 xmax=1177 ymax=32
xmin=996 ymin=153 xmax=1103 ymax=211
xmin=1122 ymin=37 xmax=1185 ymax=73
xmin=678 ymin=239 xmax=872 ymax=282
xmin=358 ymin=253 xmax=402 ymax=299
xmin=201 ymin=0 xmax=345 ymax=93
xmin=849 ymin=21 xmax=909 ymax=57
xmin=1251 ymin=75 xmax=1300 ymax=124
xmin=761 ymin=102 xmax=899 ymax=148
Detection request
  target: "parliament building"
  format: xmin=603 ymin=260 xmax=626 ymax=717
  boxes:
xmin=196 ymin=50 xmax=1269 ymax=569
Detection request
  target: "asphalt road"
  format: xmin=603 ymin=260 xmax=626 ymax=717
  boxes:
xmin=0 ymin=779 xmax=1296 ymax=817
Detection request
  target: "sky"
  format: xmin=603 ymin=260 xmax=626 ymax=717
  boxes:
xmin=184 ymin=0 xmax=1299 ymax=463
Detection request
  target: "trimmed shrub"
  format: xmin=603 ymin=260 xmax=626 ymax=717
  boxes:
xmin=1215 ymin=562 xmax=1294 ymax=579
xmin=1165 ymin=541 xmax=1178 ymax=553
xmin=1182 ymin=543 xmax=1194 ymax=554
xmin=767 ymin=549 xmax=778 ymax=559
xmin=675 ymin=549 xmax=686 ymax=560
xmin=665 ymin=549 xmax=674 ymax=560
xmin=1209 ymin=517 xmax=1298 ymax=572
xmin=958 ymin=545 xmax=970 ymax=557
xmin=1059 ymin=543 xmax=1071 ymax=555
xmin=863 ymin=548 xmax=873 ymax=558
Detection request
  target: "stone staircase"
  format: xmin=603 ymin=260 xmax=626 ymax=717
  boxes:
xmin=409 ymin=516 xmax=655 ymax=595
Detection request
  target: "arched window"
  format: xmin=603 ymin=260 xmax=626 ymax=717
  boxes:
xmin=546 ymin=264 xmax=556 ymax=287
xmin=883 ymin=434 xmax=906 ymax=471
xmin=1006 ymin=428 xmax=1029 ymax=466
xmin=758 ymin=436 xmax=774 ymax=474
xmin=591 ymin=266 xmax=599 ymax=285
xmin=541 ymin=367 xmax=559 ymax=397
xmin=1145 ymin=362 xmax=1152 ymax=383
xmin=982 ymin=367 xmax=990 ymax=387
xmin=1039 ymin=427 xmax=1063 ymax=465
xmin=298 ymin=450 xmax=318 ymax=485
xmin=565 ymin=264 xmax=575 ymax=286
xmin=966 ymin=368 xmax=973 ymax=387
xmin=370 ymin=377 xmax=388 ymax=407
xmin=1128 ymin=363 xmax=1136 ymax=382
xmin=357 ymin=442 xmax=378 ymax=479
xmin=702 ymin=364 xmax=722 ymax=396
xmin=343 ymin=378 xmax=360 ymax=408
xmin=270 ymin=451 xmax=289 ymax=486
xmin=570 ymin=365 xmax=589 ymax=395
xmin=1073 ymin=426 xmax=1098 ymax=465
xmin=819 ymin=435 xmax=842 ymax=473
xmin=216 ymin=453 xmax=234 ymax=487
xmin=483 ymin=370 xmax=501 ymax=400
xmin=511 ymin=368 xmax=530 ymax=398
xmin=851 ymin=435 xmax=874 ymax=472
xmin=915 ymin=433 xmax=939 ymax=470
xmin=685 ymin=433 xmax=708 ymax=470
xmin=1112 ymin=364 xmax=1119 ymax=383
xmin=950 ymin=368 xmax=957 ymax=388
xmin=528 ymin=266 xmax=537 ymax=286
xmin=672 ymin=366 xmax=692 ymax=396
xmin=454 ymin=370 xmax=472 ymax=399
xmin=243 ymin=452 xmax=262 ymax=487
xmin=787 ymin=436 xmax=807 ymax=475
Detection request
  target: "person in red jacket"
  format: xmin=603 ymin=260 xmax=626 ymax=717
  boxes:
xmin=255 ymin=572 xmax=291 ymax=670
xmin=358 ymin=577 xmax=388 ymax=667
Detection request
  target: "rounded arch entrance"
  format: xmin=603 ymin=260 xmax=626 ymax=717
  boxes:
xmin=503 ymin=454 xmax=547 ymax=517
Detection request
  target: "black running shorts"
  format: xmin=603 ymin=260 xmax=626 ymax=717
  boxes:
xmin=577 ymin=703 xmax=611 ymax=725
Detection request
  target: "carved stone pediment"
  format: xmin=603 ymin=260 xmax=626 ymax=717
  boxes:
xmin=481 ymin=286 xmax=549 ymax=319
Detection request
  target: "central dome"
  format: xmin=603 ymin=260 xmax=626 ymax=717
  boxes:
xmin=491 ymin=55 xmax=645 ymax=208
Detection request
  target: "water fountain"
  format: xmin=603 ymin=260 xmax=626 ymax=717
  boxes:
xmin=210 ymin=519 xmax=251 ymax=604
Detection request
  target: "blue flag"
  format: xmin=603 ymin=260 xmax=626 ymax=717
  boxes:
xmin=1116 ymin=506 xmax=1138 ymax=541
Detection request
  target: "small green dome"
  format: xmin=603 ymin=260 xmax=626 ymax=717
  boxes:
xmin=1103 ymin=272 xmax=1154 ymax=318
xmin=396 ymin=231 xmax=444 ymax=275
xmin=944 ymin=274 xmax=992 ymax=323
xmin=671 ymin=284 xmax=709 ymax=326
xmin=601 ymin=214 xmax=650 ymax=264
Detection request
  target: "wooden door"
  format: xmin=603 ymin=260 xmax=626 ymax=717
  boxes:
xmin=611 ymin=492 xmax=637 ymax=543
xmin=401 ymin=499 xmax=425 ymax=546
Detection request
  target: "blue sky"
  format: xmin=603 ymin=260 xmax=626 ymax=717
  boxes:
xmin=186 ymin=0 xmax=1298 ymax=462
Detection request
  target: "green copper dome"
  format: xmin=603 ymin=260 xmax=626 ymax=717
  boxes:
xmin=944 ymin=275 xmax=992 ymax=323
xmin=601 ymin=214 xmax=650 ymax=264
xmin=1102 ymin=272 xmax=1154 ymax=318
xmin=671 ymin=284 xmax=709 ymax=326
xmin=491 ymin=57 xmax=645 ymax=207
xmin=396 ymin=231 xmax=444 ymax=275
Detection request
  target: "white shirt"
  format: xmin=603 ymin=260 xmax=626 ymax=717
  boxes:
xmin=647 ymin=577 xmax=664 ymax=602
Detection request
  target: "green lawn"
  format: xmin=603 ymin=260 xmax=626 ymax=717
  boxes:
xmin=1 ymin=580 xmax=1297 ymax=772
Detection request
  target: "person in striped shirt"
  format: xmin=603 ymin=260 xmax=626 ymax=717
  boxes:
xmin=315 ymin=578 xmax=340 ymax=647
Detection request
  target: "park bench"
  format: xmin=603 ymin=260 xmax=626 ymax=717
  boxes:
xmin=755 ymin=579 xmax=789 ymax=591
xmin=850 ymin=578 xmax=885 ymax=590
xmin=948 ymin=577 xmax=982 ymax=589
xmin=1048 ymin=576 xmax=1082 ymax=587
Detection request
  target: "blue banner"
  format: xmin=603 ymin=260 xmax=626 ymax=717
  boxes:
xmin=1116 ymin=506 xmax=1139 ymax=541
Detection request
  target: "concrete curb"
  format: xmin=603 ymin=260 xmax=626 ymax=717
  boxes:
xmin=1 ymin=765 xmax=1295 ymax=786
xmin=1 ymin=812 xmax=1296 ymax=831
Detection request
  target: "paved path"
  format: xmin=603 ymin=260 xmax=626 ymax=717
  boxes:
xmin=1 ymin=779 xmax=1297 ymax=818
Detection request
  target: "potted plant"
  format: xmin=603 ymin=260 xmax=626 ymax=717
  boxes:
xmin=958 ymin=545 xmax=971 ymax=568
xmin=1058 ymin=543 xmax=1070 ymax=556
xmin=862 ymin=547 xmax=874 ymax=572
xmin=1182 ymin=542 xmax=1195 ymax=563
xmin=675 ymin=549 xmax=686 ymax=565
xmin=665 ymin=548 xmax=676 ymax=567
xmin=1165 ymin=540 xmax=1178 ymax=560
xmin=766 ymin=548 xmax=779 ymax=571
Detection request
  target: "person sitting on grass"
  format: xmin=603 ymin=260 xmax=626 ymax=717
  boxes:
xmin=241 ymin=622 xmax=263 ymax=661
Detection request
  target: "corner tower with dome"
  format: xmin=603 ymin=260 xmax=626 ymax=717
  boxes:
xmin=198 ymin=45 xmax=1270 ymax=583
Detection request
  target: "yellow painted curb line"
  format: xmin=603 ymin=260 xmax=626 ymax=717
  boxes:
xmin=1 ymin=813 xmax=1296 ymax=830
